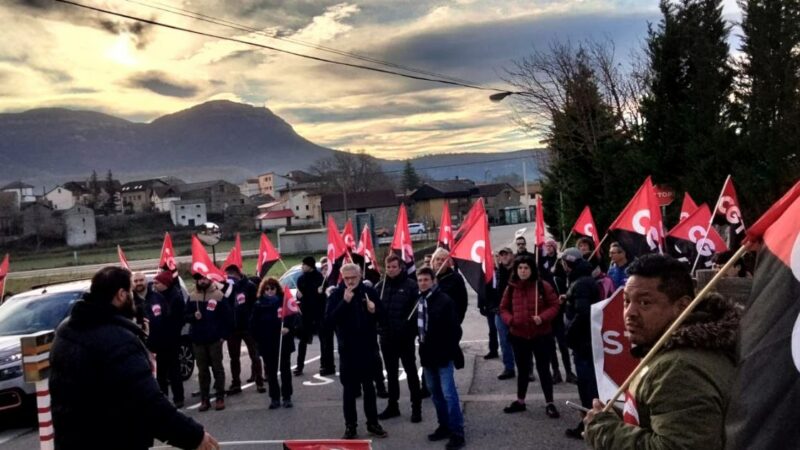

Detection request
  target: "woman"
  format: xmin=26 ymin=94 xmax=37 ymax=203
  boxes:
xmin=250 ymin=277 xmax=297 ymax=409
xmin=499 ymin=255 xmax=561 ymax=418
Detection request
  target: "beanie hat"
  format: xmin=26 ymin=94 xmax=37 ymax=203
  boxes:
xmin=302 ymin=256 xmax=316 ymax=267
xmin=154 ymin=271 xmax=174 ymax=287
xmin=561 ymin=247 xmax=583 ymax=264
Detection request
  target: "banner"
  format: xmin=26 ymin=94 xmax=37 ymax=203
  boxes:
xmin=390 ymin=204 xmax=415 ymax=274
xmin=438 ymin=202 xmax=454 ymax=250
xmin=666 ymin=204 xmax=727 ymax=269
xmin=590 ymin=287 xmax=638 ymax=404
xmin=572 ymin=205 xmax=600 ymax=248
xmin=158 ymin=232 xmax=177 ymax=272
xmin=713 ymin=175 xmax=746 ymax=237
xmin=279 ymin=285 xmax=301 ymax=319
xmin=534 ymin=194 xmax=545 ymax=247
xmin=679 ymin=192 xmax=699 ymax=222
xmin=191 ymin=235 xmax=226 ymax=282
xmin=341 ymin=218 xmax=357 ymax=252
xmin=221 ymin=233 xmax=243 ymax=272
xmin=0 ymin=254 xmax=9 ymax=300
xmin=607 ymin=176 xmax=664 ymax=258
xmin=117 ymin=245 xmax=130 ymax=270
xmin=450 ymin=200 xmax=493 ymax=298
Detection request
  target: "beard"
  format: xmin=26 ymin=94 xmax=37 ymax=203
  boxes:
xmin=119 ymin=292 xmax=137 ymax=319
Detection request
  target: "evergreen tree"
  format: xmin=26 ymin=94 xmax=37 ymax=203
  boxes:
xmin=88 ymin=170 xmax=99 ymax=210
xmin=105 ymin=170 xmax=117 ymax=213
xmin=401 ymin=160 xmax=421 ymax=192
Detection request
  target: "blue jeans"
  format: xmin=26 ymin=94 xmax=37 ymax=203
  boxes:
xmin=494 ymin=314 xmax=515 ymax=372
xmin=423 ymin=363 xmax=464 ymax=437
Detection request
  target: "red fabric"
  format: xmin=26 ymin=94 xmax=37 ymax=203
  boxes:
xmin=326 ymin=215 xmax=349 ymax=270
xmin=746 ymin=179 xmax=800 ymax=244
xmin=117 ymin=245 xmax=130 ymax=270
xmin=279 ymin=285 xmax=300 ymax=318
xmin=438 ymin=202 xmax=454 ymax=249
xmin=158 ymin=232 xmax=177 ymax=272
xmin=190 ymin=235 xmax=226 ymax=282
xmin=356 ymin=224 xmax=380 ymax=273
xmin=679 ymin=192 xmax=699 ymax=222
xmin=572 ymin=205 xmax=600 ymax=248
xmin=256 ymin=233 xmax=281 ymax=276
xmin=0 ymin=253 xmax=8 ymax=297
xmin=608 ymin=176 xmax=664 ymax=252
xmin=535 ymin=195 xmax=545 ymax=247
xmin=341 ymin=218 xmax=357 ymax=251
xmin=221 ymin=233 xmax=243 ymax=271
xmin=499 ymin=279 xmax=559 ymax=339
xmin=668 ymin=204 xmax=727 ymax=252
xmin=389 ymin=204 xmax=414 ymax=266
xmin=450 ymin=200 xmax=494 ymax=283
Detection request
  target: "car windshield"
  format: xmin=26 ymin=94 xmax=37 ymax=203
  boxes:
xmin=279 ymin=268 xmax=302 ymax=289
xmin=0 ymin=291 xmax=83 ymax=336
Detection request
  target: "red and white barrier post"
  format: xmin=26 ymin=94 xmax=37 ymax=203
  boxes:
xmin=21 ymin=331 xmax=56 ymax=450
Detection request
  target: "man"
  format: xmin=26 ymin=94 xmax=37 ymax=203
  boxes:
xmin=431 ymin=249 xmax=468 ymax=324
xmin=417 ymin=267 xmax=465 ymax=450
xmin=376 ymin=254 xmax=422 ymax=422
xmin=561 ymin=247 xmax=601 ymax=439
xmin=223 ymin=265 xmax=263 ymax=394
xmin=317 ymin=257 xmax=337 ymax=376
xmin=144 ymin=271 xmax=186 ymax=408
xmin=50 ymin=267 xmax=218 ymax=450
xmin=326 ymin=263 xmax=388 ymax=439
xmin=515 ymin=236 xmax=532 ymax=257
xmin=294 ymin=256 xmax=325 ymax=376
xmin=131 ymin=272 xmax=148 ymax=334
xmin=422 ymin=253 xmax=434 ymax=268
xmin=493 ymin=248 xmax=516 ymax=380
xmin=186 ymin=275 xmax=233 ymax=412
xmin=607 ymin=242 xmax=630 ymax=289
xmin=584 ymin=254 xmax=739 ymax=449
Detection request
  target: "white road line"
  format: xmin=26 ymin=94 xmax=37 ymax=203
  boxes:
xmin=0 ymin=428 xmax=34 ymax=445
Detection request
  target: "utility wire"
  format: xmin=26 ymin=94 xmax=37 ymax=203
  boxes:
xmin=125 ymin=0 xmax=479 ymax=87
xmin=56 ymin=0 xmax=509 ymax=93
xmin=382 ymin=153 xmax=538 ymax=175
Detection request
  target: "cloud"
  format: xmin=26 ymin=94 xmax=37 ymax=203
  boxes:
xmin=126 ymin=71 xmax=200 ymax=98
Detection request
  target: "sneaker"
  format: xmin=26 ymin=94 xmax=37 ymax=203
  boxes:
xmin=497 ymin=370 xmax=516 ymax=380
xmin=483 ymin=351 xmax=499 ymax=360
xmin=366 ymin=422 xmax=388 ymax=438
xmin=565 ymin=423 xmax=584 ymax=440
xmin=342 ymin=425 xmax=357 ymax=439
xmin=214 ymin=399 xmax=225 ymax=411
xmin=269 ymin=399 xmax=281 ymax=409
xmin=428 ymin=426 xmax=450 ymax=441
xmin=283 ymin=399 xmax=293 ymax=408
xmin=256 ymin=385 xmax=267 ymax=394
xmin=545 ymin=403 xmax=560 ymax=418
xmin=226 ymin=385 xmax=242 ymax=396
xmin=319 ymin=367 xmax=336 ymax=376
xmin=410 ymin=406 xmax=422 ymax=423
xmin=173 ymin=399 xmax=185 ymax=409
xmin=293 ymin=368 xmax=303 ymax=376
xmin=552 ymin=372 xmax=563 ymax=385
xmin=503 ymin=400 xmax=526 ymax=413
xmin=566 ymin=372 xmax=578 ymax=384
xmin=378 ymin=403 xmax=401 ymax=420
xmin=446 ymin=434 xmax=466 ymax=450
xmin=198 ymin=400 xmax=210 ymax=412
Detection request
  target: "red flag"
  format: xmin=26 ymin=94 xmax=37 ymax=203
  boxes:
xmin=158 ymin=232 xmax=177 ymax=272
xmin=666 ymin=204 xmax=727 ymax=268
xmin=326 ymin=215 xmax=349 ymax=274
xmin=390 ymin=204 xmax=415 ymax=272
xmin=283 ymin=440 xmax=371 ymax=450
xmin=438 ymin=202 xmax=454 ymax=250
xmin=607 ymin=176 xmax=664 ymax=258
xmin=591 ymin=288 xmax=639 ymax=404
xmin=572 ymin=206 xmax=600 ymax=248
xmin=451 ymin=200 xmax=494 ymax=297
xmin=221 ymin=233 xmax=243 ymax=272
xmin=256 ymin=233 xmax=281 ymax=278
xmin=278 ymin=285 xmax=301 ymax=319
xmin=0 ymin=254 xmax=9 ymax=299
xmin=534 ymin=194 xmax=545 ymax=247
xmin=714 ymin=175 xmax=746 ymax=236
xmin=679 ymin=193 xmax=699 ymax=222
xmin=341 ymin=218 xmax=357 ymax=252
xmin=623 ymin=391 xmax=640 ymax=426
xmin=745 ymin=180 xmax=800 ymax=244
xmin=191 ymin=235 xmax=226 ymax=282
xmin=117 ymin=245 xmax=130 ymax=270
xmin=356 ymin=224 xmax=380 ymax=274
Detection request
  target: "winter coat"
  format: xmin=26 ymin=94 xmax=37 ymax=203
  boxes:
xmin=376 ymin=272 xmax=419 ymax=342
xmin=296 ymin=268 xmax=325 ymax=324
xmin=586 ymin=294 xmax=740 ymax=450
xmin=325 ymin=282 xmax=383 ymax=373
xmin=608 ymin=262 xmax=629 ymax=290
xmin=249 ymin=294 xmax=297 ymax=359
xmin=417 ymin=288 xmax=463 ymax=369
xmin=564 ymin=259 xmax=601 ymax=354
xmin=144 ymin=286 xmax=184 ymax=353
xmin=499 ymin=278 xmax=560 ymax=340
xmin=50 ymin=300 xmax=204 ymax=450
xmin=228 ymin=277 xmax=257 ymax=333
xmin=185 ymin=283 xmax=233 ymax=345
xmin=436 ymin=268 xmax=469 ymax=324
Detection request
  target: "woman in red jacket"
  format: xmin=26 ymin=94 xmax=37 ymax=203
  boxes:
xmin=499 ymin=255 xmax=561 ymax=418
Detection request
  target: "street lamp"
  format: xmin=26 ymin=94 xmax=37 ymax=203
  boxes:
xmin=489 ymin=92 xmax=514 ymax=102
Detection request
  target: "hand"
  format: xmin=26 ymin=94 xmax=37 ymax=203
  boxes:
xmin=365 ymin=299 xmax=376 ymax=314
xmin=194 ymin=311 xmax=202 ymax=320
xmin=142 ymin=318 xmax=150 ymax=337
xmin=317 ymin=286 xmax=324 ymax=294
xmin=281 ymin=327 xmax=289 ymax=335
xmin=532 ymin=315 xmax=542 ymax=325
xmin=196 ymin=432 xmax=219 ymax=450
xmin=559 ymin=294 xmax=566 ymax=305
xmin=343 ymin=288 xmax=354 ymax=303
xmin=583 ymin=398 xmax=606 ymax=429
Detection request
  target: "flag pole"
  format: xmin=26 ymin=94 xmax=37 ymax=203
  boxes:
xmin=691 ymin=175 xmax=730 ymax=275
xmin=601 ymin=244 xmax=747 ymax=413
xmin=587 ymin=233 xmax=609 ymax=260
xmin=277 ymin=316 xmax=285 ymax=378
xmin=278 ymin=258 xmax=289 ymax=273
xmin=562 ymin=230 xmax=574 ymax=249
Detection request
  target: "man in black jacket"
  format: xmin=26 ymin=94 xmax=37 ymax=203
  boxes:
xmin=144 ymin=271 xmax=186 ymax=408
xmin=492 ymin=248 xmax=517 ymax=380
xmin=431 ymin=249 xmax=469 ymax=324
xmin=223 ymin=265 xmax=263 ymax=395
xmin=325 ymin=263 xmax=388 ymax=440
xmin=376 ymin=254 xmax=422 ymax=422
xmin=50 ymin=266 xmax=218 ymax=450
xmin=294 ymin=256 xmax=325 ymax=376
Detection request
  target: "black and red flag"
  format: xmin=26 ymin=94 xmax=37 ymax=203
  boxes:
xmin=438 ymin=202 xmax=454 ymax=250
xmin=450 ymin=199 xmax=494 ymax=299
xmin=455 ymin=198 xmax=485 ymax=242
xmin=256 ymin=233 xmax=281 ymax=278
xmin=326 ymin=215 xmax=350 ymax=282
xmin=158 ymin=232 xmax=177 ymax=272
xmin=712 ymin=175 xmax=746 ymax=239
xmin=221 ymin=233 xmax=243 ymax=272
xmin=666 ymin=204 xmax=727 ymax=269
xmin=390 ymin=204 xmax=416 ymax=274
xmin=679 ymin=192 xmax=699 ymax=222
xmin=607 ymin=176 xmax=664 ymax=259
xmin=191 ymin=235 xmax=226 ymax=282
xmin=725 ymin=180 xmax=800 ymax=450
xmin=572 ymin=205 xmax=600 ymax=248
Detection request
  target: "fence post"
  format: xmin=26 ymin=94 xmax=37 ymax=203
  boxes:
xmin=21 ymin=330 xmax=56 ymax=450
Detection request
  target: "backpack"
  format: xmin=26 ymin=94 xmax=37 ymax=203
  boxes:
xmin=596 ymin=274 xmax=615 ymax=299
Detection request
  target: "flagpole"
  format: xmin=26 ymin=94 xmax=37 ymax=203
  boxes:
xmin=277 ymin=316 xmax=285 ymax=379
xmin=588 ymin=233 xmax=609 ymax=260
xmin=278 ymin=258 xmax=289 ymax=273
xmin=601 ymin=244 xmax=747 ymax=413
xmin=691 ymin=175 xmax=729 ymax=275
xmin=562 ymin=230 xmax=574 ymax=249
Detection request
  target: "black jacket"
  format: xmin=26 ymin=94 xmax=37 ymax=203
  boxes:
xmin=50 ymin=300 xmax=204 ymax=450
xmin=296 ymin=269 xmax=326 ymax=322
xmin=376 ymin=272 xmax=418 ymax=342
xmin=436 ymin=268 xmax=469 ymax=324
xmin=564 ymin=259 xmax=601 ymax=354
xmin=249 ymin=294 xmax=298 ymax=357
xmin=144 ymin=285 xmax=185 ymax=353
xmin=485 ymin=263 xmax=513 ymax=313
xmin=185 ymin=284 xmax=233 ymax=345
xmin=325 ymin=282 xmax=383 ymax=370
xmin=418 ymin=288 xmax=463 ymax=369
xmin=228 ymin=277 xmax=257 ymax=333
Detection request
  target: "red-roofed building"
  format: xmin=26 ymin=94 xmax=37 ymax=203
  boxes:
xmin=255 ymin=208 xmax=295 ymax=230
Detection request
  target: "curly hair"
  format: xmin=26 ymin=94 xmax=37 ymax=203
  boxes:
xmin=257 ymin=276 xmax=284 ymax=298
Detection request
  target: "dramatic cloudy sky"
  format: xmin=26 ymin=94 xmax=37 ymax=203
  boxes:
xmin=1 ymin=0 xmax=742 ymax=159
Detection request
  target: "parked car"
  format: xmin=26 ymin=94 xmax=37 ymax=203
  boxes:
xmin=278 ymin=262 xmax=322 ymax=296
xmin=0 ymin=274 xmax=195 ymax=419
xmin=408 ymin=223 xmax=427 ymax=234
xmin=375 ymin=227 xmax=391 ymax=237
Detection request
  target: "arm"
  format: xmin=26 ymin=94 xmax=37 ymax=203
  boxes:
xmin=499 ymin=286 xmax=513 ymax=326
xmin=537 ymin=282 xmax=560 ymax=323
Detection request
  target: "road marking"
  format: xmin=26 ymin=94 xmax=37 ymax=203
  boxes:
xmin=153 ymin=438 xmax=373 ymax=448
xmin=0 ymin=428 xmax=34 ymax=445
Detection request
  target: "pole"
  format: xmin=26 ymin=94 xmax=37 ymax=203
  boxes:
xmin=278 ymin=258 xmax=289 ymax=273
xmin=601 ymin=244 xmax=748 ymax=413
xmin=522 ymin=161 xmax=530 ymax=222
xmin=35 ymin=379 xmax=54 ymax=450
xmin=691 ymin=175 xmax=729 ymax=275
xmin=562 ymin=230 xmax=574 ymax=249
xmin=212 ymin=245 xmax=217 ymax=265
xmin=587 ymin=233 xmax=609 ymax=260
xmin=277 ymin=317 xmax=285 ymax=378
xmin=559 ymin=190 xmax=566 ymax=242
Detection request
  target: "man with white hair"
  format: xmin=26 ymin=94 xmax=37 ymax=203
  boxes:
xmin=431 ymin=248 xmax=468 ymax=325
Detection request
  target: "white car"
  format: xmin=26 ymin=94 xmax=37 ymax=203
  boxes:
xmin=408 ymin=223 xmax=427 ymax=234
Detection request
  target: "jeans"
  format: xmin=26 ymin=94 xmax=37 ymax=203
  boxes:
xmin=509 ymin=334 xmax=554 ymax=403
xmin=227 ymin=332 xmax=264 ymax=387
xmin=155 ymin=346 xmax=184 ymax=402
xmin=194 ymin=340 xmax=225 ymax=401
xmin=380 ymin=337 xmax=421 ymax=407
xmin=494 ymin=315 xmax=515 ymax=372
xmin=486 ymin=312 xmax=499 ymax=354
xmin=340 ymin=362 xmax=379 ymax=426
xmin=424 ymin=363 xmax=464 ymax=437
xmin=550 ymin=312 xmax=573 ymax=376
xmin=573 ymin=349 xmax=599 ymax=408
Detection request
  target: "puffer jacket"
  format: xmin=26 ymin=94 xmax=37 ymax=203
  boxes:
xmin=499 ymin=278 xmax=559 ymax=339
xmin=185 ymin=283 xmax=233 ymax=344
xmin=586 ymin=293 xmax=740 ymax=450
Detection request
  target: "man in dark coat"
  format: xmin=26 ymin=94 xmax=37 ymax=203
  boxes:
xmin=143 ymin=271 xmax=186 ymax=408
xmin=493 ymin=248 xmax=517 ymax=379
xmin=431 ymin=249 xmax=469 ymax=324
xmin=223 ymin=265 xmax=263 ymax=394
xmin=294 ymin=256 xmax=325 ymax=375
xmin=375 ymin=254 xmax=422 ymax=422
xmin=49 ymin=266 xmax=218 ymax=450
xmin=325 ymin=263 xmax=388 ymax=440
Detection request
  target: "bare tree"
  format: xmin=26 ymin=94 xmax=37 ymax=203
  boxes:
xmin=309 ymin=150 xmax=393 ymax=193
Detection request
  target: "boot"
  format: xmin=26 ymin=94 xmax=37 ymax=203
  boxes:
xmin=214 ymin=398 xmax=225 ymax=411
xmin=566 ymin=372 xmax=578 ymax=384
xmin=552 ymin=371 xmax=564 ymax=385
xmin=198 ymin=399 xmax=210 ymax=412
xmin=342 ymin=424 xmax=357 ymax=439
xmin=565 ymin=421 xmax=584 ymax=439
xmin=378 ymin=402 xmax=400 ymax=420
xmin=366 ymin=422 xmax=388 ymax=438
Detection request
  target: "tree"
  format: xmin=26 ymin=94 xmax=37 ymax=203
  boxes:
xmin=308 ymin=150 xmax=393 ymax=193
xmin=104 ymin=170 xmax=117 ymax=214
xmin=401 ymin=160 xmax=421 ymax=192
xmin=88 ymin=170 xmax=100 ymax=210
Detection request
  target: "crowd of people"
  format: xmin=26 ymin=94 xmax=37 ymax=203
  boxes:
xmin=46 ymin=231 xmax=745 ymax=450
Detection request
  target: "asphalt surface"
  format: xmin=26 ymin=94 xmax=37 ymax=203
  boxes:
xmin=2 ymin=224 xmax=590 ymax=449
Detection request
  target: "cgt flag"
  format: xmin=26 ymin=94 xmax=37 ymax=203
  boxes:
xmin=608 ymin=176 xmax=664 ymax=259
xmin=341 ymin=218 xmax=357 ymax=253
xmin=356 ymin=224 xmax=381 ymax=282
xmin=725 ymin=180 xmax=800 ymax=450
xmin=590 ymin=287 xmax=638 ymax=405
xmin=390 ymin=204 xmax=416 ymax=274
xmin=534 ymin=195 xmax=546 ymax=248
xmin=450 ymin=200 xmax=494 ymax=299
xmin=572 ymin=205 xmax=600 ymax=248
xmin=666 ymin=204 xmax=727 ymax=269
xmin=438 ymin=202 xmax=454 ymax=250
xmin=117 ymin=245 xmax=130 ymax=270
xmin=256 ymin=233 xmax=281 ymax=279
xmin=221 ymin=233 xmax=243 ymax=272
xmin=326 ymin=215 xmax=350 ymax=281
xmin=191 ymin=235 xmax=226 ymax=282
xmin=679 ymin=193 xmax=699 ymax=222
xmin=158 ymin=232 xmax=177 ymax=272
xmin=455 ymin=198 xmax=485 ymax=242
xmin=278 ymin=285 xmax=301 ymax=319
xmin=713 ymin=175 xmax=746 ymax=238
xmin=283 ymin=440 xmax=371 ymax=450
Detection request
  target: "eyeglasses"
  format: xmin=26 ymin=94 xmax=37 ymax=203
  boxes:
xmin=264 ymin=286 xmax=276 ymax=291
xmin=342 ymin=276 xmax=359 ymax=281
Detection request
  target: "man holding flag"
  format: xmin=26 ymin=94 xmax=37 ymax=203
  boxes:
xmin=294 ymin=256 xmax=326 ymax=376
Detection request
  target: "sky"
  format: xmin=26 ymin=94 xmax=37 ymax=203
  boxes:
xmin=1 ymin=0 xmax=742 ymax=160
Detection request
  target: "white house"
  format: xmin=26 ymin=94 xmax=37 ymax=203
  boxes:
xmin=171 ymin=200 xmax=207 ymax=227
xmin=151 ymin=186 xmax=181 ymax=213
xmin=45 ymin=185 xmax=76 ymax=211
xmin=63 ymin=205 xmax=96 ymax=247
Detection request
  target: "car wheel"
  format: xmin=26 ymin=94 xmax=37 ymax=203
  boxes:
xmin=178 ymin=339 xmax=195 ymax=381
